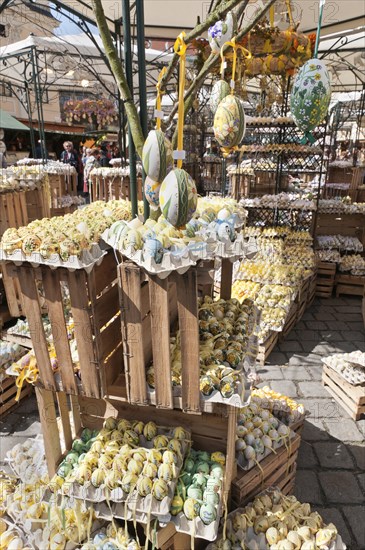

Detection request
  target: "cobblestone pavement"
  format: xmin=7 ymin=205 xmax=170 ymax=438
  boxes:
xmin=0 ymin=296 xmax=364 ymax=548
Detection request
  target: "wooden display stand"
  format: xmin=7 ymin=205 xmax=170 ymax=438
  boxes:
xmin=2 ymin=251 xmax=122 ymax=398
xmin=322 ymin=364 xmax=365 ymax=421
xmin=48 ymin=173 xmax=77 ymax=209
xmin=306 ymin=269 xmax=318 ymax=309
xmin=0 ymin=375 xmax=32 ymax=417
xmin=231 ymin=432 xmax=301 ymax=507
xmin=315 ymin=212 xmax=365 ymax=248
xmin=335 ymin=274 xmax=365 ymax=297
xmin=315 ymin=261 xmax=336 ymax=298
xmin=257 ymin=331 xmax=278 ymax=366
xmin=279 ymin=303 xmax=298 ymax=341
xmin=90 ymin=174 xmax=143 ymax=203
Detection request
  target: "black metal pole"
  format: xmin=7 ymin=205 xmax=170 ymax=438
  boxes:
xmin=30 ymin=47 xmax=47 ymax=162
xmin=136 ymin=0 xmax=149 ymax=220
xmin=115 ymin=19 xmax=126 ymax=166
xmin=25 ymin=82 xmax=36 ymax=158
xmin=122 ymin=0 xmax=138 ymax=218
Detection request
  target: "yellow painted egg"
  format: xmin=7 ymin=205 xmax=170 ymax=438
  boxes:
xmin=213 ymin=95 xmax=246 ymax=148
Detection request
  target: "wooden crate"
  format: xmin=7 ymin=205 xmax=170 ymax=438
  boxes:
xmin=3 ymin=251 xmax=122 ymax=399
xmin=48 ymin=173 xmax=77 ymax=209
xmin=118 ymin=259 xmax=230 ymax=414
xmin=335 ymin=274 xmax=365 ymax=298
xmin=279 ymin=303 xmax=298 ymax=340
xmin=256 ymin=331 xmax=278 ymax=366
xmin=0 ymin=375 xmax=32 ymax=417
xmin=306 ymin=269 xmax=318 ymax=309
xmin=0 ymin=191 xmax=28 ymax=238
xmin=322 ymin=364 xmax=365 ymax=421
xmin=315 ymin=261 xmax=336 ymax=298
xmin=90 ymin=174 xmax=143 ymax=203
xmin=315 ymin=213 xmax=365 ymax=248
xmin=25 ymin=187 xmax=50 ymax=222
xmin=231 ymin=432 xmax=301 ymax=507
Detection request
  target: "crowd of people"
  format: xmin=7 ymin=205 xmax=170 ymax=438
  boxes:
xmin=59 ymin=141 xmax=121 ymax=195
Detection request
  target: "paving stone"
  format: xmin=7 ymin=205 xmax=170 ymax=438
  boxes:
xmin=298 ymin=381 xmax=332 ymax=398
xmin=308 ymin=366 xmax=323 ymax=381
xmin=297 ymin=441 xmax=318 ymax=468
xmin=324 ymin=418 xmax=364 ymax=443
xmin=294 ymin=470 xmax=324 ymax=504
xmin=300 ymin=398 xmax=343 ymax=420
xmin=12 ymin=420 xmax=42 ymax=438
xmin=302 ymin=418 xmax=330 ymax=441
xmin=278 ymin=340 xmax=303 ymax=352
xmin=256 ymin=366 xmax=283 ymax=380
xmin=305 ymin=320 xmax=328 ymax=330
xmin=266 ymin=352 xmax=288 ymax=366
xmin=301 ymin=342 xmax=336 ymax=355
xmin=324 ymin=321 xmax=351 ymax=331
xmin=349 ymin=445 xmax=365 ymax=470
xmin=285 ymin=330 xmax=302 ymax=341
xmin=355 ymin=419 xmax=365 ymax=437
xmin=301 ymin=311 xmax=314 ymax=321
xmin=315 ymin=441 xmax=354 ymax=469
xmin=319 ymin=471 xmax=364 ymax=504
xmin=288 ymin=353 xmax=323 ymax=367
xmin=341 ymin=331 xmax=365 ymax=342
xmin=0 ymin=435 xmax=30 ymax=461
xmin=298 ymin=330 xmax=322 ymax=341
xmin=357 ymin=473 xmax=365 ymax=492
xmin=342 ymin=506 xmax=365 ymax=549
xmin=313 ymin=508 xmax=352 ymax=549
xmin=281 ymin=366 xmax=312 ymax=381
xmin=12 ymin=395 xmax=38 ymax=415
xmin=335 ymin=306 xmax=362 ymax=314
xmin=270 ymin=380 xmax=298 ymax=398
xmin=319 ymin=330 xmax=344 ymax=343
xmin=346 ymin=322 xmax=365 ymax=331
xmin=0 ymin=412 xmax=20 ymax=435
xmin=295 ymin=321 xmax=307 ymax=331
xmin=314 ymin=311 xmax=336 ymax=321
xmin=354 ymin=340 xmax=365 ymax=352
xmin=340 ymin=313 xmax=364 ymax=323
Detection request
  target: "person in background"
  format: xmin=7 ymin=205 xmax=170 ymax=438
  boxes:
xmin=99 ymin=145 xmax=109 ymax=167
xmin=34 ymin=140 xmax=48 ymax=159
xmin=83 ymin=148 xmax=100 ymax=196
xmin=0 ymin=151 xmax=7 ymax=168
xmin=60 ymin=141 xmax=79 ymax=170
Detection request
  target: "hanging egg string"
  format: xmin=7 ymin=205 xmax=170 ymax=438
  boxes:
xmin=173 ymin=32 xmax=187 ymax=169
xmin=155 ymin=66 xmax=167 ymax=130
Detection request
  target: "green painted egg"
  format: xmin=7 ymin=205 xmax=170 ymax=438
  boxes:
xmin=81 ymin=428 xmax=92 ymax=442
xmin=213 ymin=95 xmax=246 ymax=148
xmin=200 ymin=503 xmax=217 ymax=525
xmin=57 ymin=461 xmax=72 ymax=479
xmin=142 ymin=129 xmax=173 ymax=182
xmin=170 ymin=494 xmax=184 ymax=516
xmin=203 ymin=489 xmax=219 ymax=506
xmin=160 ymin=168 xmax=197 ymax=228
xmin=290 ymin=59 xmax=331 ymax=133
xmin=195 ymin=461 xmax=210 ymax=475
xmin=72 ymin=438 xmax=86 ymax=454
xmin=64 ymin=452 xmax=79 ymax=465
xmin=210 ymin=80 xmax=230 ymax=114
xmin=192 ymin=472 xmax=207 ymax=488
xmin=187 ymin=485 xmax=203 ymax=501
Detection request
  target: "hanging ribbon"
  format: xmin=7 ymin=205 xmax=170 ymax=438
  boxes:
xmin=173 ymin=32 xmax=187 ymax=169
xmin=15 ymin=359 xmax=38 ymax=402
xmin=286 ymin=0 xmax=294 ymax=28
xmin=314 ymin=0 xmax=326 ymax=58
xmin=219 ymin=39 xmax=252 ymax=95
xmin=155 ymin=67 xmax=167 ymax=130
xmin=270 ymin=5 xmax=275 ymax=28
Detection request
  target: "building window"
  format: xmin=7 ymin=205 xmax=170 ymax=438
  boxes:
xmin=0 ymin=82 xmax=12 ymax=97
xmin=59 ymin=90 xmax=93 ymax=121
xmin=0 ymin=24 xmax=7 ymax=37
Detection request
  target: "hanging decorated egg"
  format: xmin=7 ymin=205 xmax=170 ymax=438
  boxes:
xmin=142 ymin=129 xmax=173 ymax=182
xmin=160 ymin=168 xmax=197 ymax=228
xmin=209 ymin=80 xmax=230 ymax=114
xmin=208 ymin=11 xmax=237 ymax=54
xmin=290 ymin=59 xmax=331 ymax=134
xmin=144 ymin=176 xmax=162 ymax=208
xmin=214 ymin=95 xmax=246 ymax=148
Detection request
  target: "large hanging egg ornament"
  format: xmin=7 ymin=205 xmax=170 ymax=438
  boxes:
xmin=290 ymin=59 xmax=331 ymax=133
xmin=209 ymin=80 xmax=230 ymax=114
xmin=213 ymin=95 xmax=245 ymax=148
xmin=142 ymin=130 xmax=173 ymax=183
xmin=208 ymin=11 xmax=237 ymax=54
xmin=160 ymin=168 xmax=197 ymax=228
xmin=144 ymin=176 xmax=162 ymax=208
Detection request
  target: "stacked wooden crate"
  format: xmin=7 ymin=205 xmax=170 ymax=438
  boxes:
xmin=322 ymin=365 xmax=365 ymax=421
xmin=315 ymin=261 xmax=336 ymax=298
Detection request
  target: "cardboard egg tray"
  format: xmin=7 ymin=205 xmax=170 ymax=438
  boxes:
xmin=236 ymin=426 xmax=296 ymax=472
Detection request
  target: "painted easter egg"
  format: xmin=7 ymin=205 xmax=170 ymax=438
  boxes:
xmin=209 ymin=79 xmax=230 ymax=114
xmin=142 ymin=129 xmax=173 ymax=182
xmin=214 ymin=95 xmax=246 ymax=148
xmin=290 ymin=59 xmax=331 ymax=133
xmin=208 ymin=11 xmax=237 ymax=54
xmin=144 ymin=176 xmax=162 ymax=208
xmin=142 ymin=237 xmax=164 ymax=264
xmin=183 ymin=497 xmax=201 ymax=520
xmin=160 ymin=168 xmax=197 ymax=228
xmin=200 ymin=503 xmax=217 ymax=525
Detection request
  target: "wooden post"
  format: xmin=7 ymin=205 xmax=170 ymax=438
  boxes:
xmin=35 ymin=387 xmax=62 ymax=476
xmin=220 ymin=258 xmax=233 ymax=300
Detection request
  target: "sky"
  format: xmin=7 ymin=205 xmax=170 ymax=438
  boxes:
xmin=51 ymin=7 xmax=97 ymax=36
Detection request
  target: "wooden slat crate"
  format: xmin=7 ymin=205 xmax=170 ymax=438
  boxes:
xmin=279 ymin=302 xmax=298 ymax=340
xmin=3 ymin=251 xmax=123 ymax=399
xmin=256 ymin=331 xmax=278 ymax=366
xmin=90 ymin=174 xmax=143 ymax=203
xmin=315 ymin=212 xmax=365 ymax=248
xmin=322 ymin=364 xmax=365 ymax=421
xmin=315 ymin=261 xmax=336 ymax=298
xmin=24 ymin=187 xmax=50 ymax=222
xmin=306 ymin=269 xmax=318 ymax=309
xmin=48 ymin=173 xmax=77 ymax=209
xmin=0 ymin=191 xmax=28 ymax=237
xmin=0 ymin=375 xmax=32 ymax=417
xmin=335 ymin=274 xmax=365 ymax=298
xmin=118 ymin=260 xmax=228 ymax=414
xmin=231 ymin=432 xmax=301 ymax=507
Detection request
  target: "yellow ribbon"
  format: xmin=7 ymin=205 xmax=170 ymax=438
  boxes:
xmin=155 ymin=67 xmax=167 ymax=130
xmin=173 ymin=32 xmax=187 ymax=169
xmin=286 ymin=0 xmax=294 ymax=28
xmin=220 ymin=39 xmax=252 ymax=95
xmin=270 ymin=5 xmax=275 ymax=27
xmin=15 ymin=359 xmax=38 ymax=401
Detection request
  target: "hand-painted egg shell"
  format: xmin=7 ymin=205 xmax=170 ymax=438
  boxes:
xmin=200 ymin=503 xmax=217 ymax=525
xmin=142 ymin=129 xmax=173 ymax=182
xmin=144 ymin=176 xmax=162 ymax=207
xmin=290 ymin=59 xmax=331 ymax=132
xmin=153 ymin=478 xmax=169 ymax=501
xmin=203 ymin=489 xmax=219 ymax=506
xmin=142 ymin=238 xmax=164 ymax=264
xmin=210 ymin=80 xmax=231 ymax=114
xmin=183 ymin=497 xmax=201 ymax=520
xmin=160 ymin=168 xmax=197 ymax=228
xmin=219 ymin=375 xmax=235 ymax=398
xmin=137 ymin=476 xmax=153 ymax=497
xmin=208 ymin=11 xmax=237 ymax=54
xmin=143 ymin=421 xmax=157 ymax=441
xmin=214 ymin=95 xmax=246 ymax=148
xmin=170 ymin=494 xmax=184 ymax=516
xmin=216 ymin=220 xmax=235 ymax=242
xmin=187 ymin=485 xmax=203 ymax=500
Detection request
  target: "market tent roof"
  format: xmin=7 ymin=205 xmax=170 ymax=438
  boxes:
xmin=0 ymin=109 xmax=29 ymax=131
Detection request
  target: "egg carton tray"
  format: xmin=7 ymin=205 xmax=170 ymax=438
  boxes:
xmin=58 ymin=427 xmax=191 ymax=521
xmin=5 ymin=435 xmax=46 ymax=478
xmin=93 ymin=496 xmax=172 ymax=525
xmin=321 ymin=358 xmax=365 ymax=386
xmin=102 ymin=231 xmax=253 ymax=279
xmin=205 ymin=488 xmax=346 ymax=550
xmin=237 ymin=427 xmax=296 ymax=472
xmin=0 ymin=245 xmax=106 ymax=273
xmin=1 ymin=517 xmax=36 ymax=550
